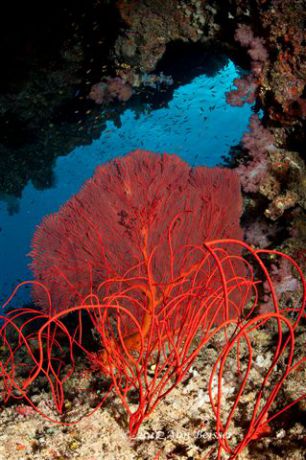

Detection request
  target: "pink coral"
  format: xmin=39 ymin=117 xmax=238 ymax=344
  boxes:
xmin=261 ymin=258 xmax=300 ymax=313
xmin=89 ymin=77 xmax=133 ymax=104
xmin=226 ymin=75 xmax=257 ymax=106
xmin=242 ymin=115 xmax=274 ymax=155
xmin=248 ymin=38 xmax=269 ymax=62
xmin=234 ymin=24 xmax=255 ymax=47
xmin=244 ymin=220 xmax=277 ymax=248
xmin=89 ymin=82 xmax=107 ymax=104
xmin=235 ymin=25 xmax=268 ymax=64
xmin=227 ymin=25 xmax=268 ymax=107
xmin=106 ymin=77 xmax=133 ymax=102
xmin=236 ymin=115 xmax=275 ymax=193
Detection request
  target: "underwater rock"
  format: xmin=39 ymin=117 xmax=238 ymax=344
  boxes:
xmin=113 ymin=0 xmax=218 ymax=72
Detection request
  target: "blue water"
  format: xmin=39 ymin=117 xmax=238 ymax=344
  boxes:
xmin=0 ymin=59 xmax=253 ymax=306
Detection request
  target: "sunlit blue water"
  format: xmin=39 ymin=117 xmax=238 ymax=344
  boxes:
xmin=0 ymin=59 xmax=253 ymax=306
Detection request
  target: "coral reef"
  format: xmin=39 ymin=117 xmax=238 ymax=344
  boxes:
xmin=1 ymin=2 xmax=306 ymax=458
xmin=0 ymin=325 xmax=306 ymax=459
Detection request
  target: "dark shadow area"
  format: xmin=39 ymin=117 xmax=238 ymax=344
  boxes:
xmin=0 ymin=31 xmax=235 ymax=209
xmin=155 ymin=41 xmax=229 ymax=81
xmin=0 ymin=0 xmax=123 ymax=202
xmin=0 ymin=0 xmax=122 ymax=92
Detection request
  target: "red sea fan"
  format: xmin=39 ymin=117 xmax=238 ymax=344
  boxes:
xmin=30 ymin=150 xmax=244 ymax=322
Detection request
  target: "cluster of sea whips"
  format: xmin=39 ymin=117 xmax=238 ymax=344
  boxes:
xmin=1 ymin=151 xmax=305 ymax=458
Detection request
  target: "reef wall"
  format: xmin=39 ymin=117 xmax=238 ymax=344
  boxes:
xmin=0 ymin=0 xmax=305 ymax=258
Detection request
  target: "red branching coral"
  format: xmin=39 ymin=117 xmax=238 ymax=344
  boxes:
xmin=0 ymin=239 xmax=252 ymax=434
xmin=1 ymin=240 xmax=305 ymax=451
xmin=208 ymin=244 xmax=305 ymax=459
xmin=30 ymin=150 xmax=244 ymax=318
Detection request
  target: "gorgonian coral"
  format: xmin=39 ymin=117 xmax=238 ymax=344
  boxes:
xmin=30 ymin=150 xmax=244 ymax=321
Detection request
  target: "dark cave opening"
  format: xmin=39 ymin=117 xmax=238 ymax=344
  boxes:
xmin=155 ymin=40 xmax=230 ymax=82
